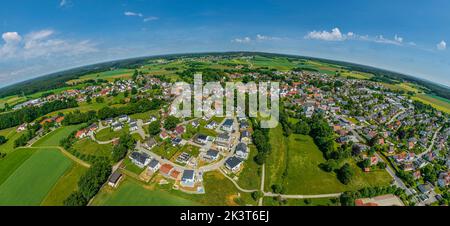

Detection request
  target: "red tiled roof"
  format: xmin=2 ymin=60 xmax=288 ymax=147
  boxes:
xmin=160 ymin=164 xmax=173 ymax=175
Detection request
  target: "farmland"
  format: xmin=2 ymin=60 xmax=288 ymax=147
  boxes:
xmin=0 ymin=148 xmax=72 ymax=206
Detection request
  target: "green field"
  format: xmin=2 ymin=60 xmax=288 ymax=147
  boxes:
xmin=0 ymin=129 xmax=24 ymax=154
xmin=266 ymin=129 xmax=392 ymax=195
xmin=95 ymin=127 xmax=128 ymax=141
xmin=72 ymin=138 xmax=113 ymax=157
xmin=91 ymin=178 xmax=198 ymax=206
xmin=41 ymin=163 xmax=88 ymax=206
xmin=0 ymin=148 xmax=35 ymax=185
xmin=412 ymin=94 xmax=450 ymax=114
xmin=237 ymin=145 xmax=261 ymax=190
xmin=68 ymin=69 xmax=134 ymax=84
xmin=265 ymin=125 xmax=288 ymax=191
xmin=0 ymin=148 xmax=72 ymax=206
xmin=32 ymin=124 xmax=85 ymax=147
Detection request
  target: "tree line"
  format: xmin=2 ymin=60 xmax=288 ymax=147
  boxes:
xmin=63 ymin=160 xmax=112 ymax=206
xmin=0 ymin=98 xmax=78 ymax=130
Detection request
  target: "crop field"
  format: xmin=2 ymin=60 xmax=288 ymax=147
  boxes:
xmin=0 ymin=148 xmax=35 ymax=185
xmin=68 ymin=69 xmax=134 ymax=84
xmin=41 ymin=163 xmax=88 ymax=206
xmin=32 ymin=124 xmax=85 ymax=147
xmin=91 ymin=178 xmax=198 ymax=206
xmin=412 ymin=94 xmax=450 ymax=114
xmin=0 ymin=148 xmax=72 ymax=206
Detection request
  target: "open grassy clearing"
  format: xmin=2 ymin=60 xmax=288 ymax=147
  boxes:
xmin=265 ymin=125 xmax=287 ymax=191
xmin=237 ymin=145 xmax=261 ymax=190
xmin=0 ymin=148 xmax=72 ymax=206
xmin=41 ymin=163 xmax=88 ymax=206
xmin=95 ymin=127 xmax=129 ymax=141
xmin=0 ymin=129 xmax=24 ymax=154
xmin=72 ymin=138 xmax=113 ymax=157
xmin=341 ymin=71 xmax=373 ymax=80
xmin=122 ymin=158 xmax=145 ymax=175
xmin=91 ymin=177 xmax=199 ymax=206
xmin=0 ymin=148 xmax=35 ymax=186
xmin=32 ymin=124 xmax=85 ymax=147
xmin=0 ymin=95 xmax=27 ymax=108
xmin=266 ymin=129 xmax=392 ymax=195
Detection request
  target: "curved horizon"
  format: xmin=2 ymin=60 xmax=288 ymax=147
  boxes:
xmin=1 ymin=51 xmax=449 ymax=92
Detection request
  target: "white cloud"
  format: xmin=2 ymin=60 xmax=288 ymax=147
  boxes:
xmin=143 ymin=16 xmax=159 ymax=22
xmin=0 ymin=30 xmax=97 ymax=60
xmin=437 ymin=40 xmax=446 ymax=50
xmin=59 ymin=0 xmax=72 ymax=8
xmin=2 ymin=32 xmax=22 ymax=43
xmin=124 ymin=11 xmax=143 ymax=17
xmin=256 ymin=34 xmax=280 ymax=41
xmin=305 ymin=28 xmax=346 ymax=41
xmin=305 ymin=28 xmax=412 ymax=47
xmin=232 ymin=37 xmax=251 ymax=43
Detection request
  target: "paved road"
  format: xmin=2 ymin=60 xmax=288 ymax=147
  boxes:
xmin=417 ymin=127 xmax=442 ymax=159
xmin=386 ymin=109 xmax=405 ymax=125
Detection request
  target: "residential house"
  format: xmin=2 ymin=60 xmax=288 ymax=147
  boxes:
xmin=225 ymin=156 xmax=243 ymax=173
xmin=129 ymin=121 xmax=138 ymax=132
xmin=160 ymin=131 xmax=169 ymax=140
xmin=204 ymin=149 xmax=220 ymax=161
xmin=221 ymin=119 xmax=234 ymax=132
xmin=438 ymin=172 xmax=450 ymax=188
xmin=240 ymin=130 xmax=251 ymax=143
xmin=118 ymin=115 xmax=129 ymax=122
xmin=147 ymin=159 xmax=161 ymax=173
xmin=206 ymin=121 xmax=218 ymax=129
xmin=171 ymin=137 xmax=183 ymax=146
xmin=196 ymin=134 xmax=208 ymax=144
xmin=129 ymin=152 xmax=151 ymax=168
xmin=176 ymin=152 xmax=191 ymax=164
xmin=160 ymin=164 xmax=174 ymax=176
xmin=235 ymin=142 xmax=249 ymax=159
xmin=143 ymin=137 xmax=157 ymax=150
xmin=112 ymin=122 xmax=123 ymax=131
xmin=108 ymin=171 xmax=123 ymax=188
xmin=181 ymin=170 xmax=195 ymax=187
xmin=216 ymin=133 xmax=231 ymax=151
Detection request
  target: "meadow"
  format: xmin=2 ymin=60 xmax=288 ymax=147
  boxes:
xmin=0 ymin=148 xmax=72 ymax=206
xmin=32 ymin=124 xmax=85 ymax=147
xmin=266 ymin=127 xmax=391 ymax=195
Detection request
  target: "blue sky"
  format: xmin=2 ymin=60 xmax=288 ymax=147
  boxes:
xmin=1 ymin=0 xmax=449 ymax=87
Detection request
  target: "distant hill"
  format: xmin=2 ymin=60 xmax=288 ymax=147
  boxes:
xmin=0 ymin=51 xmax=449 ymax=99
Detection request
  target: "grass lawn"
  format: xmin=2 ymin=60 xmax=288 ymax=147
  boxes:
xmin=32 ymin=124 xmax=85 ymax=147
xmin=95 ymin=127 xmax=128 ymax=141
xmin=198 ymin=127 xmax=217 ymax=137
xmin=0 ymin=148 xmax=35 ymax=186
xmin=91 ymin=177 xmax=198 ymax=206
xmin=72 ymin=138 xmax=113 ymax=157
xmin=0 ymin=148 xmax=72 ymax=205
xmin=178 ymin=144 xmax=201 ymax=158
xmin=129 ymin=110 xmax=159 ymax=120
xmin=266 ymin=130 xmax=392 ymax=195
xmin=152 ymin=142 xmax=179 ymax=160
xmin=265 ymin=125 xmax=288 ymax=191
xmin=122 ymin=158 xmax=145 ymax=175
xmin=412 ymin=94 xmax=450 ymax=114
xmin=237 ymin=145 xmax=261 ymax=190
xmin=41 ymin=163 xmax=88 ymax=206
